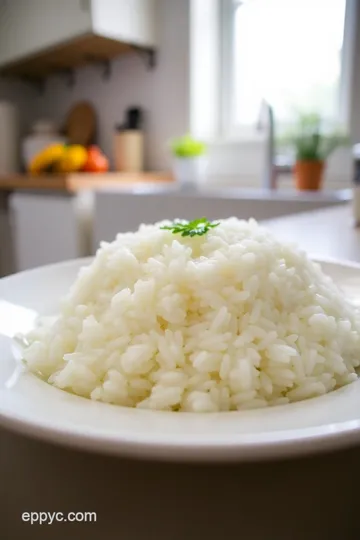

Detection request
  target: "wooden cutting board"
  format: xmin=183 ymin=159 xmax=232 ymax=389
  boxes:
xmin=65 ymin=101 xmax=96 ymax=146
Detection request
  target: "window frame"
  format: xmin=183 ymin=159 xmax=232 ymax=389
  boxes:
xmin=220 ymin=0 xmax=354 ymax=140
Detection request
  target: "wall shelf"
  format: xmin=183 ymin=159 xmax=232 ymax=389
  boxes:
xmin=0 ymin=34 xmax=157 ymax=85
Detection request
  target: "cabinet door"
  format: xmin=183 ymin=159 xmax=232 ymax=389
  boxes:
xmin=91 ymin=0 xmax=157 ymax=47
xmin=0 ymin=0 xmax=92 ymax=67
xmin=9 ymin=193 xmax=86 ymax=272
xmin=0 ymin=194 xmax=14 ymax=277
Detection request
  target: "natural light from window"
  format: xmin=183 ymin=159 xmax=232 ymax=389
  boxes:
xmin=233 ymin=0 xmax=346 ymax=127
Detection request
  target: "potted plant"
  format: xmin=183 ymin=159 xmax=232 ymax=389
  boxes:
xmin=280 ymin=113 xmax=349 ymax=191
xmin=170 ymin=133 xmax=207 ymax=187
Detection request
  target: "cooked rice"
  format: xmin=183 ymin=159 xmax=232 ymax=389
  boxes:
xmin=23 ymin=218 xmax=360 ymax=412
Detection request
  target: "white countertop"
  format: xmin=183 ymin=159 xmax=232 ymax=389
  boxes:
xmin=264 ymin=204 xmax=360 ymax=262
xmin=3 ymin=203 xmax=360 ymax=540
xmin=99 ymin=183 xmax=353 ymax=203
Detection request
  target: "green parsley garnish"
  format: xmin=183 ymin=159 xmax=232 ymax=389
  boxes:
xmin=161 ymin=217 xmax=219 ymax=237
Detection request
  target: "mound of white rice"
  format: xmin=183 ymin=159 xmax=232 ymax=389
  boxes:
xmin=23 ymin=218 xmax=360 ymax=412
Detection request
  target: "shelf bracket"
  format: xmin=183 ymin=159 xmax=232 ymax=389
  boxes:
xmin=132 ymin=46 xmax=157 ymax=70
xmin=57 ymin=68 xmax=76 ymax=88
xmin=85 ymin=55 xmax=112 ymax=80
xmin=20 ymin=76 xmax=46 ymax=94
xmin=101 ymin=59 xmax=111 ymax=80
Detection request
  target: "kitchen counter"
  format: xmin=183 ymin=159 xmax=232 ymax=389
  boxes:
xmin=3 ymin=181 xmax=351 ymax=274
xmin=3 ymin=205 xmax=360 ymax=540
xmin=96 ymin=183 xmax=353 ymax=202
xmin=0 ymin=172 xmax=173 ymax=192
xmin=197 ymin=186 xmax=353 ymax=203
xmin=93 ymin=189 xmax=353 ymax=248
xmin=263 ymin=204 xmax=360 ymax=261
xmin=0 ymin=172 xmax=352 ymax=202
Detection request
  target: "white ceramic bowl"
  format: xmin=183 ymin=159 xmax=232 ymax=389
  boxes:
xmin=1 ymin=257 xmax=360 ymax=462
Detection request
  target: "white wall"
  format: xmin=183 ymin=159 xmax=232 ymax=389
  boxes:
xmin=30 ymin=0 xmax=190 ymax=171
xmin=0 ymin=76 xmax=41 ymax=176
xmin=0 ymin=77 xmax=38 ymax=136
xmin=348 ymin=0 xmax=360 ymax=142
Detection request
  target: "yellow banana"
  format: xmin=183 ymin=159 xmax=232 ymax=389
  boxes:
xmin=28 ymin=144 xmax=65 ymax=174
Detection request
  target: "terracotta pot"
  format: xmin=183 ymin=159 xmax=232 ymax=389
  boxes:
xmin=294 ymin=160 xmax=325 ymax=191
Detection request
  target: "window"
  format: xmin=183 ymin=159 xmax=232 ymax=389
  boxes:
xmin=222 ymin=0 xmax=348 ymax=136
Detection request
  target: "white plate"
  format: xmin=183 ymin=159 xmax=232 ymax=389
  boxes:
xmin=1 ymin=257 xmax=360 ymax=462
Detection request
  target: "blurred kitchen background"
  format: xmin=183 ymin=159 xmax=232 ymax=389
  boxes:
xmin=0 ymin=0 xmax=359 ymax=276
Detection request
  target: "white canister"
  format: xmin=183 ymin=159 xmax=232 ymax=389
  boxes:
xmin=0 ymin=101 xmax=19 ymax=174
xmin=22 ymin=120 xmax=67 ymax=170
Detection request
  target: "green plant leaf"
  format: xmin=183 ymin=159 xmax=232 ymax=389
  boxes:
xmin=170 ymin=134 xmax=207 ymax=158
xmin=277 ymin=112 xmax=349 ymax=161
xmin=161 ymin=217 xmax=219 ymax=237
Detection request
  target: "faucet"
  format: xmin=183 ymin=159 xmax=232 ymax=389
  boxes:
xmin=257 ymin=99 xmax=277 ymax=190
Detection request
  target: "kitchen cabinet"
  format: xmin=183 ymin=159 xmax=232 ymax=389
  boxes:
xmin=9 ymin=192 xmax=93 ymax=272
xmin=0 ymin=173 xmax=170 ymax=273
xmin=0 ymin=0 xmax=93 ymax=67
xmin=0 ymin=193 xmax=14 ymax=277
xmin=0 ymin=0 xmax=157 ymax=78
xmin=91 ymin=0 xmax=157 ymax=48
